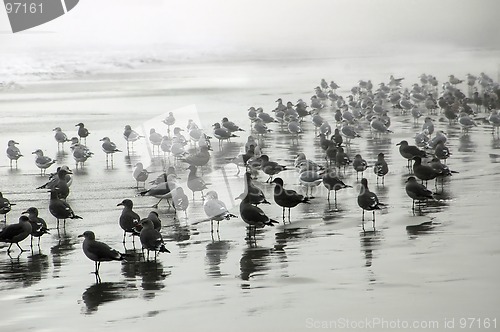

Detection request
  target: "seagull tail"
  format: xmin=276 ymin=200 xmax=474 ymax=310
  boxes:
xmin=225 ymin=213 xmax=238 ymax=219
xmin=71 ymin=214 xmax=83 ymax=219
xmin=159 ymin=244 xmax=171 ymax=253
xmin=265 ymin=219 xmax=279 ymax=226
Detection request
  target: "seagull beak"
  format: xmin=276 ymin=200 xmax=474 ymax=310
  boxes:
xmin=77 ymin=234 xmax=84 ymax=238
xmin=117 ymin=203 xmax=123 ymax=206
xmin=21 ymin=210 xmax=28 ymax=214
xmin=396 ymin=143 xmax=401 ymax=146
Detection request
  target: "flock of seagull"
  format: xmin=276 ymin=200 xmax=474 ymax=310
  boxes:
xmin=1 ymin=71 xmax=499 ymax=281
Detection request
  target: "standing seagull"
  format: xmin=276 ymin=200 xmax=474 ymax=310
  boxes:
xmin=53 ymin=127 xmax=71 ymax=150
xmin=32 ymin=149 xmax=56 ymax=175
xmin=117 ymin=199 xmax=141 ymax=244
xmin=6 ymin=140 xmax=23 ymax=169
xmin=171 ymin=186 xmax=190 ymax=218
xmin=138 ymin=219 xmax=170 ymax=261
xmin=213 ymin=123 xmax=238 ymax=148
xmin=78 ymin=231 xmax=126 ymax=279
xmin=238 ymin=191 xmax=278 ymax=238
xmin=373 ymin=153 xmax=389 ymax=185
xmin=133 ymin=162 xmax=150 ymax=189
xmin=22 ymin=207 xmax=49 ymax=248
xmin=357 ymin=178 xmax=383 ymax=231
xmin=322 ymin=169 xmax=352 ymax=207
xmin=187 ymin=165 xmax=208 ymax=200
xmin=352 ymin=154 xmax=368 ymax=181
xmin=271 ymin=177 xmax=309 ymax=223
xmin=123 ymin=125 xmax=144 ymax=152
xmin=48 ymin=189 xmax=83 ymax=229
xmin=203 ymin=190 xmax=237 ymax=233
xmin=0 ymin=192 xmax=15 ymax=222
xmin=75 ymin=123 xmax=90 ymax=145
xmin=51 ymin=167 xmax=72 ymax=200
xmin=405 ymin=176 xmax=433 ymax=211
xmin=149 ymin=128 xmax=163 ymax=155
xmin=100 ymin=137 xmax=121 ymax=168
xmin=396 ymin=140 xmax=427 ymax=168
xmin=0 ymin=215 xmax=32 ymax=253
xmin=162 ymin=112 xmax=176 ymax=136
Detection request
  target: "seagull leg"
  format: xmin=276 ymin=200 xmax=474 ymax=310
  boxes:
xmin=122 ymin=231 xmax=126 ymax=244
xmin=288 ymin=208 xmax=291 ymax=222
xmin=210 ymin=220 xmax=214 ymax=233
xmin=217 ymin=221 xmax=220 ymax=233
xmin=16 ymin=242 xmax=27 ymax=252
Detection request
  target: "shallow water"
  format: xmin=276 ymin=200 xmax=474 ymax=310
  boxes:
xmin=0 ymin=50 xmax=499 ymax=331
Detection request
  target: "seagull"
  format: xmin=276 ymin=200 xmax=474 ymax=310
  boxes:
xmin=238 ymin=191 xmax=278 ymax=238
xmin=298 ymin=164 xmax=323 ymax=199
xmin=53 ymin=127 xmax=71 ymax=150
xmin=341 ymin=121 xmax=361 ymax=143
xmin=22 ymin=207 xmax=49 ymax=248
xmin=0 ymin=215 xmax=32 ymax=253
xmin=222 ymin=117 xmax=245 ymax=133
xmin=139 ymin=174 xmax=177 ymax=209
xmin=36 ymin=165 xmax=73 ymax=191
xmin=203 ymin=190 xmax=237 ymax=233
xmin=75 ymin=123 xmax=90 ymax=144
xmin=149 ymin=128 xmax=163 ymax=155
xmin=260 ymin=154 xmax=287 ymax=183
xmin=412 ymin=156 xmax=440 ymax=186
xmin=357 ymin=178 xmax=383 ymax=231
xmin=396 ymin=140 xmax=427 ymax=168
xmin=181 ymin=145 xmax=211 ymax=167
xmin=352 ymin=154 xmax=368 ymax=181
xmin=271 ymin=177 xmax=309 ymax=223
xmin=6 ymin=140 xmax=23 ymax=169
xmin=138 ymin=219 xmax=170 ymax=261
xmin=162 ymin=112 xmax=176 ymax=135
xmin=405 ymin=176 xmax=433 ymax=211
xmin=146 ymin=211 xmax=162 ymax=231
xmin=100 ymin=137 xmax=121 ymax=168
xmin=32 ymin=149 xmax=56 ymax=175
xmin=373 ymin=153 xmax=389 ymax=185
xmin=0 ymin=192 xmax=15 ymax=222
xmin=187 ymin=165 xmax=208 ymax=200
xmin=50 ymin=167 xmax=72 ymax=200
xmin=458 ymin=112 xmax=477 ymax=133
xmin=117 ymin=199 xmax=141 ymax=244
xmin=237 ymin=171 xmax=271 ymax=205
xmin=78 ymin=230 xmax=126 ymax=278
xmin=123 ymin=125 xmax=144 ymax=151
xmin=48 ymin=189 xmax=83 ymax=228
xmin=322 ymin=169 xmax=352 ymax=206
xmin=213 ymin=123 xmax=238 ymax=148
xmin=70 ymin=139 xmax=93 ymax=169
xmin=133 ymin=162 xmax=150 ymax=189
xmin=171 ymin=186 xmax=190 ymax=218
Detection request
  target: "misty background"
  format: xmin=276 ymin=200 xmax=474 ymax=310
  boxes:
xmin=1 ymin=0 xmax=500 ymax=58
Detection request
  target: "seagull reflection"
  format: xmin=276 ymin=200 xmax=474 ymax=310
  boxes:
xmin=205 ymin=240 xmax=231 ymax=278
xmin=0 ymin=253 xmax=49 ymax=288
xmin=81 ymin=282 xmax=130 ymax=314
xmin=50 ymin=233 xmax=76 ymax=276
xmin=167 ymin=220 xmax=191 ymax=243
xmin=458 ymin=134 xmax=476 ymax=153
xmin=359 ymin=230 xmax=383 ymax=268
xmin=239 ymin=245 xmax=272 ymax=283
xmin=406 ymin=219 xmax=437 ymax=237
xmin=139 ymin=260 xmax=170 ymax=299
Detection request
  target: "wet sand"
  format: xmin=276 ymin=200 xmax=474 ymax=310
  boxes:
xmin=0 ymin=50 xmax=499 ymax=331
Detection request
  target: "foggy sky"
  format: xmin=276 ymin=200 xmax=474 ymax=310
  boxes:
xmin=1 ymin=0 xmax=500 ymax=56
